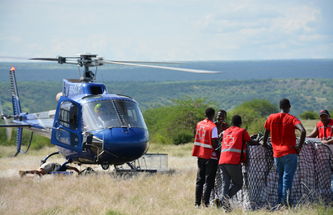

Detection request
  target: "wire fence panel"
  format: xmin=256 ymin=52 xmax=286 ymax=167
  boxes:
xmin=211 ymin=140 xmax=333 ymax=209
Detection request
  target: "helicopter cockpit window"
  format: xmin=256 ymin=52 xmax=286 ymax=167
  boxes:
xmin=82 ymin=100 xmax=121 ymax=131
xmin=58 ymin=101 xmax=79 ymax=130
xmin=82 ymin=100 xmax=147 ymax=131
xmin=114 ymin=100 xmax=147 ymax=130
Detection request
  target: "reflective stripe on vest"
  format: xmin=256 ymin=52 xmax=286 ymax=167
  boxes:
xmin=194 ymin=142 xmax=213 ymax=149
xmin=221 ymin=148 xmax=246 ymax=154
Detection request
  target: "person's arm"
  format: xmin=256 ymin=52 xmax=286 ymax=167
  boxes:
xmin=260 ymin=128 xmax=270 ymax=147
xmin=211 ymin=126 xmax=219 ymax=149
xmin=307 ymin=125 xmax=318 ymax=138
xmin=212 ymin=138 xmax=219 ymax=149
xmin=322 ymin=138 xmax=333 ymax=145
xmin=291 ymin=123 xmax=306 ymax=154
xmin=244 ymin=130 xmax=259 ymax=145
xmin=247 ymin=139 xmax=260 ymax=145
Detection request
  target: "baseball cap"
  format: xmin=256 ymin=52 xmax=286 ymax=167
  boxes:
xmin=319 ymin=110 xmax=330 ymax=117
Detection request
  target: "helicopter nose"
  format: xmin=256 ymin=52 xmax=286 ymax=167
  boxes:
xmin=100 ymin=127 xmax=149 ymax=163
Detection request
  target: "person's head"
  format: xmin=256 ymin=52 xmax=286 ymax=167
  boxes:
xmin=95 ymin=103 xmax=106 ymax=116
xmin=231 ymin=115 xmax=242 ymax=127
xmin=279 ymin=98 xmax=291 ymax=113
xmin=205 ymin=107 xmax=215 ymax=121
xmin=319 ymin=110 xmax=330 ymax=125
xmin=217 ymin=109 xmax=227 ymax=122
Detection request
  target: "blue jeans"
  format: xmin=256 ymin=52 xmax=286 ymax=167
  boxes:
xmin=274 ymin=154 xmax=298 ymax=205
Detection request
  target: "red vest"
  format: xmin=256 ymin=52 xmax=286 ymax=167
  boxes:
xmin=317 ymin=119 xmax=333 ymax=140
xmin=219 ymin=126 xmax=249 ymax=165
xmin=192 ymin=119 xmax=217 ymax=159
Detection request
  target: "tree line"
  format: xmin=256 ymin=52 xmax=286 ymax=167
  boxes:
xmin=1 ymin=97 xmax=332 ymax=148
xmin=0 ymin=78 xmax=332 ymax=117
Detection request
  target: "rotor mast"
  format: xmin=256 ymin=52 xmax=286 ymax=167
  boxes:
xmin=77 ymin=53 xmax=102 ymax=83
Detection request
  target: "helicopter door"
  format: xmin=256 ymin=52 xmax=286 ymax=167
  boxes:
xmin=51 ymin=97 xmax=82 ymax=152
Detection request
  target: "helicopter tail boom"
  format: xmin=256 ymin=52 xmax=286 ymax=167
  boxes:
xmin=9 ymin=67 xmax=24 ymax=156
xmin=10 ymin=68 xmax=22 ymax=116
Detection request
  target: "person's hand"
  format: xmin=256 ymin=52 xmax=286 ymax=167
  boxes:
xmin=259 ymin=140 xmax=267 ymax=147
xmin=250 ymin=134 xmax=258 ymax=140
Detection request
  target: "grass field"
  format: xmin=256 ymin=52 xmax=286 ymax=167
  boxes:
xmin=1 ymin=137 xmax=333 ymax=215
xmin=301 ymin=119 xmax=317 ymax=134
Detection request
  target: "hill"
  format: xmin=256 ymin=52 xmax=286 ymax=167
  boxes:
xmin=0 ymin=78 xmax=332 ymax=117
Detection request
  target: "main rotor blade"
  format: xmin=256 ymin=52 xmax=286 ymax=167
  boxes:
xmin=28 ymin=58 xmax=59 ymax=61
xmin=3 ymin=117 xmax=12 ymax=143
xmin=101 ymin=60 xmax=222 ymax=74
xmin=0 ymin=56 xmax=30 ymax=60
xmin=0 ymin=56 xmax=58 ymax=61
xmin=111 ymin=60 xmax=178 ymax=64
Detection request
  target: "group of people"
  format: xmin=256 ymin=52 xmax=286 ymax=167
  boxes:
xmin=193 ymin=98 xmax=332 ymax=210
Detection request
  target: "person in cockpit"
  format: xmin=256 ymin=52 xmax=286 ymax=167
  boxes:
xmin=95 ymin=103 xmax=107 ymax=117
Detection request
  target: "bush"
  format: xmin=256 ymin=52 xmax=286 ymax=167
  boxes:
xmin=144 ymin=98 xmax=280 ymax=145
xmin=299 ymin=110 xmax=318 ymax=120
xmin=230 ymin=98 xmax=278 ymax=134
xmin=144 ymin=96 xmax=216 ymax=145
xmin=0 ymin=126 xmax=52 ymax=150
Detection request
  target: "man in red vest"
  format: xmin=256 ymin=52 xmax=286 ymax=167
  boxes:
xmin=261 ymin=98 xmax=306 ymax=206
xmin=307 ymin=109 xmax=333 ymax=145
xmin=218 ymin=115 xmax=258 ymax=211
xmin=192 ymin=107 xmax=219 ymax=208
xmin=307 ymin=109 xmax=333 ymax=199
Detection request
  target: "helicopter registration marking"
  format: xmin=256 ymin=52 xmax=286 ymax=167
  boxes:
xmin=63 ymin=84 xmax=82 ymax=97
xmin=69 ymin=85 xmax=81 ymax=95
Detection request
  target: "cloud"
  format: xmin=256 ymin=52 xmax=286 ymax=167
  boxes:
xmin=0 ymin=0 xmax=332 ymax=61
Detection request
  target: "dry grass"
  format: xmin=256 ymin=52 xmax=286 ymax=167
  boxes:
xmin=0 ymin=144 xmax=332 ymax=215
xmin=301 ymin=119 xmax=317 ymax=134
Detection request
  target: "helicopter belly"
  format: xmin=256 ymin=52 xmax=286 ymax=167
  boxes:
xmin=55 ymin=127 xmax=149 ymax=165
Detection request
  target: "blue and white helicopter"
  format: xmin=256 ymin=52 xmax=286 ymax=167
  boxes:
xmin=0 ymin=53 xmax=219 ymax=172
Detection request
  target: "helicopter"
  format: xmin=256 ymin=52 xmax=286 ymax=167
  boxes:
xmin=0 ymin=53 xmax=220 ymax=172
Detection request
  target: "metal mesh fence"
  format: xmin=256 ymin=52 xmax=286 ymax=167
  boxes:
xmin=211 ymin=140 xmax=333 ymax=209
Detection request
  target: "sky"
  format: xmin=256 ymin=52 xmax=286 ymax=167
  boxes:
xmin=0 ymin=0 xmax=332 ymax=62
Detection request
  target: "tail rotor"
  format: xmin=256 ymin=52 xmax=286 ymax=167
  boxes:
xmin=0 ymin=99 xmax=13 ymax=143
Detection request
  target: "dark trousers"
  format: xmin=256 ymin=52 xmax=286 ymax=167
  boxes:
xmin=220 ymin=164 xmax=243 ymax=200
xmin=195 ymin=158 xmax=218 ymax=206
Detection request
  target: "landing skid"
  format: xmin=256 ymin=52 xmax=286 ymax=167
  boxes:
xmin=41 ymin=151 xmax=60 ymax=165
xmin=114 ymin=153 xmax=168 ymax=173
xmin=114 ymin=162 xmax=158 ymax=173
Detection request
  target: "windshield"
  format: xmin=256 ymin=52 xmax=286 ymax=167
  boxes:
xmin=82 ymin=100 xmax=147 ymax=131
